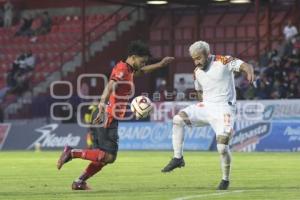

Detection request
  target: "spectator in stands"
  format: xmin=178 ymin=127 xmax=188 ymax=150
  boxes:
xmin=29 ymin=15 xmax=40 ymax=34
xmin=270 ymin=49 xmax=280 ymax=62
xmin=3 ymin=0 xmax=13 ymax=27
xmin=283 ymin=20 xmax=298 ymax=42
xmin=18 ymin=50 xmax=36 ymax=73
xmin=287 ymin=83 xmax=297 ymax=98
xmin=293 ymin=35 xmax=300 ymax=49
xmin=29 ymin=12 xmax=52 ymax=42
xmin=259 ymin=48 xmax=270 ymax=67
xmin=236 ymin=70 xmax=255 ymax=100
xmin=7 ymin=51 xmax=27 ymax=87
xmin=270 ymin=79 xmax=286 ymax=99
xmin=155 ymin=78 xmax=169 ymax=101
xmin=287 ymin=48 xmax=300 ymax=66
xmin=255 ymin=79 xmax=271 ymax=99
xmin=264 ymin=58 xmax=279 ymax=79
xmin=281 ymin=20 xmax=298 ymax=57
xmin=243 ymin=84 xmax=256 ymax=100
xmin=175 ymin=77 xmax=187 ymax=101
xmin=15 ymin=14 xmax=33 ymax=37
xmin=7 ymin=50 xmax=36 ymax=92
xmin=34 ymin=11 xmax=52 ymax=35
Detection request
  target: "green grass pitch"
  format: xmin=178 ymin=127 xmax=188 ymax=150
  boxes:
xmin=0 ymin=151 xmax=299 ymax=200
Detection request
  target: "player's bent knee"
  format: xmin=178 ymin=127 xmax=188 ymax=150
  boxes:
xmin=103 ymin=153 xmax=117 ymax=164
xmin=216 ymin=135 xmax=230 ymax=145
xmin=173 ymin=114 xmax=185 ymax=126
xmin=217 ymin=144 xmax=229 ymax=155
xmin=176 ymin=111 xmax=191 ymax=126
xmin=216 ymin=135 xmax=230 ymax=154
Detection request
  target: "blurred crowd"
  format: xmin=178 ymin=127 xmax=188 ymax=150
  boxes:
xmin=157 ymin=20 xmax=300 ymax=101
xmin=236 ymin=20 xmax=299 ymax=100
xmin=0 ymin=0 xmax=51 ymax=99
xmin=15 ymin=11 xmax=52 ymax=38
xmin=0 ymin=1 xmax=299 ymax=103
xmin=0 ymin=0 xmax=52 ymax=36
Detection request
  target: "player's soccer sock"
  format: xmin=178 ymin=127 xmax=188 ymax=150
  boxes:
xmin=77 ymin=161 xmax=105 ymax=182
xmin=71 ymin=149 xmax=106 ymax=162
xmin=221 ymin=152 xmax=231 ymax=181
xmin=217 ymin=144 xmax=231 ymax=181
xmin=172 ymin=115 xmax=185 ymax=159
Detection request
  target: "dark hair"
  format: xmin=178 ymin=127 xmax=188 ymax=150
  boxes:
xmin=127 ymin=40 xmax=151 ymax=57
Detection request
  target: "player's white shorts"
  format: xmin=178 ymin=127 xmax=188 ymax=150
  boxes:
xmin=180 ymin=102 xmax=235 ymax=137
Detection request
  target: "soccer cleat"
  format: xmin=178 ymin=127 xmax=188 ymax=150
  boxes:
xmin=161 ymin=157 xmax=185 ymax=173
xmin=72 ymin=181 xmax=91 ymax=190
xmin=57 ymin=146 xmax=73 ymax=170
xmin=217 ymin=179 xmax=230 ymax=190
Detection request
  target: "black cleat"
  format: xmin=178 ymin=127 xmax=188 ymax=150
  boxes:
xmin=217 ymin=179 xmax=230 ymax=190
xmin=161 ymin=157 xmax=185 ymax=173
xmin=72 ymin=181 xmax=91 ymax=190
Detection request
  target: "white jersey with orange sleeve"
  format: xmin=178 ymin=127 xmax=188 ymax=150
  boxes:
xmin=194 ymin=55 xmax=244 ymax=105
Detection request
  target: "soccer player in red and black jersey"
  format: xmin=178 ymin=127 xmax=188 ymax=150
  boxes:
xmin=57 ymin=41 xmax=174 ymax=190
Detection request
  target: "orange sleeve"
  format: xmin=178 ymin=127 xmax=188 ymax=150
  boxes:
xmin=215 ymin=55 xmax=235 ymax=65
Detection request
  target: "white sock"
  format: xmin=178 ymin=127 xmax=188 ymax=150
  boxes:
xmin=172 ymin=115 xmax=185 ymax=159
xmin=217 ymin=144 xmax=231 ymax=181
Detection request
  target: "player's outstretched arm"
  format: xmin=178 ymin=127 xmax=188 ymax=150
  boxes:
xmin=93 ymin=80 xmax=116 ymax=124
xmin=240 ymin=63 xmax=255 ymax=84
xmin=140 ymin=56 xmax=175 ymax=74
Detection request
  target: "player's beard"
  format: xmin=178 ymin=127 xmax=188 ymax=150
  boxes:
xmin=198 ymin=55 xmax=212 ymax=70
xmin=198 ymin=59 xmax=208 ymax=70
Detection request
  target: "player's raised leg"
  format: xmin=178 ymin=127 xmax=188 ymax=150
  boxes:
xmin=161 ymin=112 xmax=192 ymax=172
xmin=57 ymin=147 xmax=106 ymax=170
xmin=162 ymin=103 xmax=209 ymax=173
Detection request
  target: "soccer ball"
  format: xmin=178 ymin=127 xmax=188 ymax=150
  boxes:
xmin=130 ymin=96 xmax=153 ymax=119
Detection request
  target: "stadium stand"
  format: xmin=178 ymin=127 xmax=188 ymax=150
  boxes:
xmin=0 ymin=4 xmax=141 ymax=118
xmin=148 ymin=5 xmax=300 ymax=100
xmin=0 ymin=1 xmax=299 ymax=119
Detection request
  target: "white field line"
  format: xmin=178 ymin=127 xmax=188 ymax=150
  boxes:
xmin=172 ymin=190 xmax=245 ymax=200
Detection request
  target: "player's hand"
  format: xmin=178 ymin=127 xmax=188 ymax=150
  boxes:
xmin=246 ymin=67 xmax=255 ymax=84
xmin=93 ymin=105 xmax=105 ymax=125
xmin=241 ymin=63 xmax=255 ymax=85
xmin=159 ymin=57 xmax=175 ymax=67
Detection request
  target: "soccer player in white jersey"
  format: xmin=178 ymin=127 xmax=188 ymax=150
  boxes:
xmin=161 ymin=41 xmax=255 ymax=190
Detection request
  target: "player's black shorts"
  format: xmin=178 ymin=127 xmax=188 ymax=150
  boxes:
xmin=92 ymin=120 xmax=119 ymax=155
xmin=91 ymin=109 xmax=119 ymax=155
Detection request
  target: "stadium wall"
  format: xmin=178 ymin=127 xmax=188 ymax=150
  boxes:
xmin=1 ymin=100 xmax=299 ymax=152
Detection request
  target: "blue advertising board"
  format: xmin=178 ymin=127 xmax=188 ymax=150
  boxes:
xmin=118 ymin=122 xmax=215 ymax=150
xmin=255 ymin=122 xmax=300 ymax=152
xmin=1 ymin=100 xmax=300 ymax=152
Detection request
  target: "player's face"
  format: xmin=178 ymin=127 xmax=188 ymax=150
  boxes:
xmin=191 ymin=51 xmax=209 ymax=69
xmin=133 ymin=55 xmax=149 ymax=69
